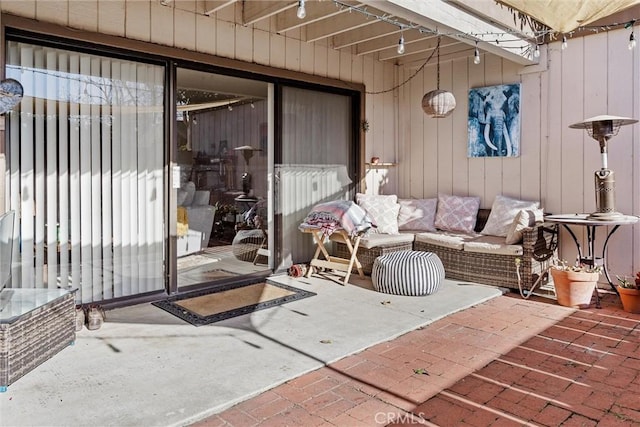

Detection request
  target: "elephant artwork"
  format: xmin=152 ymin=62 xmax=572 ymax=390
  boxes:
xmin=467 ymin=83 xmax=521 ymax=157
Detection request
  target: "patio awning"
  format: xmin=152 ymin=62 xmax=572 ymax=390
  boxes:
xmin=498 ymin=0 xmax=640 ymax=33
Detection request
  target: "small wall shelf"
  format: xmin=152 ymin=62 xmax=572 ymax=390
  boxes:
xmin=365 ymin=162 xmax=397 ymax=168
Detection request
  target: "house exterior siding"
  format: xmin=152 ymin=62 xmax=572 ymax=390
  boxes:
xmin=397 ymin=30 xmax=639 ymax=278
xmin=1 ymin=1 xmax=638 ymax=279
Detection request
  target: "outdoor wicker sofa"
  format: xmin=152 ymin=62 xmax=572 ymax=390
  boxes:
xmin=333 ymin=196 xmax=559 ymax=293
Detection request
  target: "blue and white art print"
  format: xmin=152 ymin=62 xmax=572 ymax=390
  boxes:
xmin=468 ymin=83 xmax=520 ymax=157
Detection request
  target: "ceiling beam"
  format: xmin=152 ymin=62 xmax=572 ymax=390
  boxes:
xmin=304 ymin=4 xmax=380 ymax=42
xmin=354 ymin=29 xmax=436 ymax=56
xmin=377 ymin=36 xmax=463 ymax=61
xmin=203 ymin=0 xmax=238 ymax=16
xmin=369 ymin=0 xmax=537 ymax=65
xmin=331 ymin=20 xmax=401 ymax=49
xmin=276 ymin=1 xmax=361 ymax=33
xmin=242 ymin=1 xmax=295 ymax=26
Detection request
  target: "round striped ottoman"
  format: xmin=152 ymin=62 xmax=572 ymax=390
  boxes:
xmin=371 ymin=250 xmax=445 ymax=296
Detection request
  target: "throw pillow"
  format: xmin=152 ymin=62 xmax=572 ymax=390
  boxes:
xmin=505 ymin=208 xmax=545 ymax=244
xmin=434 ymin=194 xmax=481 ymax=232
xmin=482 ymin=195 xmax=540 ymax=237
xmin=397 ymin=198 xmax=437 ymax=231
xmin=356 ymin=195 xmax=400 ymax=235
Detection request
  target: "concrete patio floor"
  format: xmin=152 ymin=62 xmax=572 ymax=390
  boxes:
xmin=1 ymin=273 xmax=508 ymax=427
xmin=195 ymin=286 xmax=640 ymax=427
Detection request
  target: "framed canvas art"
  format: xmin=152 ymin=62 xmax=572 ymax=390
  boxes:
xmin=468 ymin=83 xmax=521 ymax=157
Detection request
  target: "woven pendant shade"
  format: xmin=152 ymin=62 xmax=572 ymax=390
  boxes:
xmin=422 ymin=90 xmax=456 ymax=118
xmin=422 ymin=39 xmax=456 ymax=118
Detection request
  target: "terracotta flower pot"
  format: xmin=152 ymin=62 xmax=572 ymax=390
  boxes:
xmin=550 ymin=269 xmax=599 ymax=309
xmin=617 ymin=286 xmax=640 ymax=314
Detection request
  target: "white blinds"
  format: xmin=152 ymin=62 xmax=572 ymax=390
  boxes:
xmin=5 ymin=41 xmax=165 ymax=303
xmin=279 ymin=87 xmax=352 ymax=267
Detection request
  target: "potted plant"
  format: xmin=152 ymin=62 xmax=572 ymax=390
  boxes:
xmin=615 ymin=272 xmax=640 ymax=314
xmin=550 ymin=260 xmax=602 ymax=309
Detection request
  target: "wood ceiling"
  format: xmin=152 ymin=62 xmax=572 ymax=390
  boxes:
xmin=177 ymin=0 xmax=540 ymax=67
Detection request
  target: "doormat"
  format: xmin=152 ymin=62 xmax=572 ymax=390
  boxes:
xmin=152 ymin=282 xmax=316 ymax=326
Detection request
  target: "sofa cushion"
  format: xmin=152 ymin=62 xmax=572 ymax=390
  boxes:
xmin=356 ymin=194 xmax=400 ymax=235
xmin=333 ymin=232 xmax=414 ymax=249
xmin=505 ymin=208 xmax=545 ymax=244
xmin=414 ymin=230 xmax=481 ymax=250
xmin=463 ymin=235 xmax=523 ymax=256
xmin=482 ymin=195 xmax=539 ymax=237
xmin=398 ymin=198 xmax=437 ymax=231
xmin=434 ymin=194 xmax=481 ymax=233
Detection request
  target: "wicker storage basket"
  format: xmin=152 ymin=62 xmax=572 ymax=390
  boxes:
xmin=0 ymin=290 xmax=76 ymax=390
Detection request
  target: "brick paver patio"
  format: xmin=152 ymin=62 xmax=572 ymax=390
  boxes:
xmin=193 ymin=290 xmax=640 ymax=426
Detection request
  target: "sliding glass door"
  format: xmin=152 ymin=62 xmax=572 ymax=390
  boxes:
xmin=277 ymin=86 xmax=356 ymax=270
xmin=5 ymin=40 xmax=165 ymax=303
xmin=174 ymin=68 xmax=271 ymax=290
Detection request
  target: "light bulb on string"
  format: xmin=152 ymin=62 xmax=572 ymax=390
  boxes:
xmin=533 ymin=44 xmax=540 ymax=58
xmin=473 ymin=42 xmax=480 ymax=64
xmin=629 ymin=32 xmax=636 ymax=50
xmin=397 ymin=34 xmax=405 ymax=54
xmin=296 ymin=0 xmax=306 ymax=19
xmin=561 ymin=35 xmax=568 ymax=50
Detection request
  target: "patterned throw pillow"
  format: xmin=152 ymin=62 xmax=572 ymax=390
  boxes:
xmin=356 ymin=193 xmax=400 ymax=235
xmin=505 ymin=208 xmax=545 ymax=244
xmin=482 ymin=195 xmax=539 ymax=237
xmin=434 ymin=194 xmax=481 ymax=232
xmin=397 ymin=198 xmax=437 ymax=231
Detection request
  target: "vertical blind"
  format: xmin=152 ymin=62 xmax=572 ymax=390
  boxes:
xmin=279 ymin=87 xmax=353 ymax=267
xmin=5 ymin=41 xmax=165 ymax=303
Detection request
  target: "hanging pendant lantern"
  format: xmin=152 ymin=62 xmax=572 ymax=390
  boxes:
xmin=422 ymin=39 xmax=456 ymax=118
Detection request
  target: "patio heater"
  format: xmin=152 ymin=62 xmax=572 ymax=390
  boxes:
xmin=569 ymin=115 xmax=637 ymax=220
xmin=234 ymin=145 xmax=261 ymax=198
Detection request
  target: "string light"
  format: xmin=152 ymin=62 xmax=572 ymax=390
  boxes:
xmin=473 ymin=41 xmax=481 ymax=64
xmin=534 ymin=44 xmax=540 ymax=58
xmin=397 ymin=34 xmax=405 ymax=54
xmin=329 ymin=0 xmax=640 ymax=54
xmin=227 ymin=102 xmax=233 ymax=111
xmin=296 ymin=0 xmax=306 ymax=19
xmin=629 ymin=32 xmax=636 ymax=50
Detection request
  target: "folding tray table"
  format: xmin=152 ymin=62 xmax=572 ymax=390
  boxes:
xmin=301 ymin=228 xmax=364 ymax=285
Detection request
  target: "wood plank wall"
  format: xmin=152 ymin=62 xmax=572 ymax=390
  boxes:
xmin=398 ymin=31 xmax=639 ymax=277
xmin=1 ymin=1 xmax=637 ymax=275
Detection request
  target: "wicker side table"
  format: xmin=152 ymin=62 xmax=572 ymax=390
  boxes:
xmin=0 ymin=288 xmax=76 ymax=392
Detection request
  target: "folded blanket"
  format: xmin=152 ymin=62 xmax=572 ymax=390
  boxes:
xmin=299 ymin=200 xmax=374 ymax=237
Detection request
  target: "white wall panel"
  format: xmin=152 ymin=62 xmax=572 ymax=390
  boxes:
xmin=98 ymin=0 xmax=125 ymax=36
xmin=196 ymin=14 xmax=217 ymax=55
xmin=396 ymin=31 xmax=639 ymax=277
xmin=125 ymin=0 xmax=151 ymax=42
xmin=174 ymin=6 xmax=196 ymax=51
xmin=69 ymin=0 xmax=98 ymax=32
xmin=36 ymin=0 xmax=68 ymax=26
